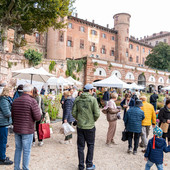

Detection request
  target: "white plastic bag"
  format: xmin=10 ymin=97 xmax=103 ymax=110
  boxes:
xmin=62 ymin=123 xmax=75 ymax=136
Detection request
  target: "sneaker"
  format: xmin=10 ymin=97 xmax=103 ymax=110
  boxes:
xmin=133 ymin=151 xmax=137 ymax=155
xmin=106 ymin=143 xmax=113 ymax=148
xmin=127 ymin=148 xmax=132 ymax=154
xmin=32 ymin=142 xmax=36 ymax=147
xmin=86 ymin=164 xmax=96 ymax=170
xmin=139 ymin=143 xmax=145 ymax=148
xmin=59 ymin=140 xmax=69 ymax=144
xmin=0 ymin=157 xmax=13 ymax=165
xmin=111 ymin=141 xmax=118 ymax=145
xmin=38 ymin=141 xmax=44 ymax=146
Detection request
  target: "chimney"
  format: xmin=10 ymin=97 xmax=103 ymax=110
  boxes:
xmin=75 ymin=13 xmax=78 ymax=18
xmin=107 ymin=24 xmax=109 ymax=28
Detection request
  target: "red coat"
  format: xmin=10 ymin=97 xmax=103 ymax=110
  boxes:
xmin=12 ymin=93 xmax=41 ymax=134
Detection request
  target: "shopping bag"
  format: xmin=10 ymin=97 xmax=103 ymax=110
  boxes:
xmin=62 ymin=123 xmax=75 ymax=136
xmin=160 ymin=122 xmax=169 ymax=133
xmin=121 ymin=129 xmax=128 ymax=142
xmin=39 ymin=123 xmax=50 ymax=140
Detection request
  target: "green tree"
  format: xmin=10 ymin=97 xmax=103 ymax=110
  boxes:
xmin=145 ymin=42 xmax=170 ymax=71
xmin=24 ymin=49 xmax=42 ymax=66
xmin=0 ymin=0 xmax=75 ymax=53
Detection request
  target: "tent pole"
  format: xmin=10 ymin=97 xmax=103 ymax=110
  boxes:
xmin=31 ymin=74 xmax=33 ymax=84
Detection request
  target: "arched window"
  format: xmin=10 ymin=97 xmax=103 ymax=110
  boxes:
xmin=158 ymin=77 xmax=164 ymax=83
xmin=125 ymin=72 xmax=135 ymax=80
xmin=149 ymin=76 xmax=155 ymax=82
xmin=138 ymin=74 xmax=146 ymax=86
xmin=94 ymin=68 xmax=106 ymax=77
xmin=111 ymin=70 xmax=122 ymax=79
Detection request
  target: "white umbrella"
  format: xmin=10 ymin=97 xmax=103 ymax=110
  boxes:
xmin=66 ymin=76 xmax=82 ymax=86
xmin=93 ymin=75 xmax=131 ymax=89
xmin=47 ymin=76 xmax=73 ymax=86
xmin=12 ymin=67 xmax=54 ymax=84
xmin=162 ymin=86 xmax=170 ymax=90
xmin=128 ymin=82 xmax=145 ymax=90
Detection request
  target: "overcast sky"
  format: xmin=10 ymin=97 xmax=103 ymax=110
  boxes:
xmin=73 ymin=0 xmax=170 ymax=38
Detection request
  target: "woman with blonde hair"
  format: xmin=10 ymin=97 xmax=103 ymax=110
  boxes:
xmin=0 ymin=87 xmax=13 ymax=165
xmin=106 ymin=93 xmax=120 ymax=147
xmin=60 ymin=91 xmax=75 ymax=144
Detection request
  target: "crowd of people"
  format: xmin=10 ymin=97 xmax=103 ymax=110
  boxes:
xmin=0 ymin=81 xmax=170 ymax=170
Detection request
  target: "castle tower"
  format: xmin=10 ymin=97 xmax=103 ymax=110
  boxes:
xmin=47 ymin=26 xmax=67 ymax=60
xmin=113 ymin=13 xmax=131 ymax=63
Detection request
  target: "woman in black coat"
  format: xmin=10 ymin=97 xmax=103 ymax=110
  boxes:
xmin=158 ymin=99 xmax=170 ymax=145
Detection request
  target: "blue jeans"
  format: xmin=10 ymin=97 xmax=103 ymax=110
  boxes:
xmin=0 ymin=127 xmax=8 ymax=160
xmin=14 ymin=133 xmax=33 ymax=170
xmin=145 ymin=160 xmax=163 ymax=170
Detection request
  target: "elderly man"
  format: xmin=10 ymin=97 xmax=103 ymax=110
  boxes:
xmin=12 ymin=84 xmax=41 ymax=170
xmin=72 ymin=84 xmax=100 ymax=170
xmin=140 ymin=96 xmax=156 ymax=152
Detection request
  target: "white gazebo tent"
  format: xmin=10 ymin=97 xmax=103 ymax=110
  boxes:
xmin=12 ymin=67 xmax=54 ymax=84
xmin=128 ymin=82 xmax=145 ymax=90
xmin=66 ymin=76 xmax=82 ymax=86
xmin=47 ymin=76 xmax=73 ymax=93
xmin=93 ymin=75 xmax=131 ymax=89
xmin=162 ymin=86 xmax=170 ymax=91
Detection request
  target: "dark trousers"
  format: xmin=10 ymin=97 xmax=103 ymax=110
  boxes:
xmin=127 ymin=132 xmax=141 ymax=151
xmin=33 ymin=121 xmax=42 ymax=142
xmin=77 ymin=127 xmax=96 ymax=170
xmin=151 ymin=102 xmax=157 ymax=111
xmin=0 ymin=127 xmax=8 ymax=160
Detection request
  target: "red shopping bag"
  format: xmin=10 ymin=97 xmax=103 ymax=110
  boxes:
xmin=39 ymin=123 xmax=50 ymax=140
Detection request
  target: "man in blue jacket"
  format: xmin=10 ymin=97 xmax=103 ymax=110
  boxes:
xmin=124 ymin=99 xmax=145 ymax=155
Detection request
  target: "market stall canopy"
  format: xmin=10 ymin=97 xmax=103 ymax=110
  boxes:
xmin=12 ymin=67 xmax=54 ymax=84
xmin=47 ymin=76 xmax=73 ymax=86
xmin=128 ymin=82 xmax=145 ymax=90
xmin=162 ymin=86 xmax=170 ymax=90
xmin=66 ymin=76 xmax=82 ymax=86
xmin=93 ymin=75 xmax=131 ymax=88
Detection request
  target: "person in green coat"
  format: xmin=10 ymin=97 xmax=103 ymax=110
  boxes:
xmin=72 ymin=84 xmax=100 ymax=170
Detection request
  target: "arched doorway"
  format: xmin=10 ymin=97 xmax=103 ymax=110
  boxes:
xmin=158 ymin=85 xmax=163 ymax=93
xmin=148 ymin=84 xmax=155 ymax=93
xmin=138 ymin=74 xmax=146 ymax=86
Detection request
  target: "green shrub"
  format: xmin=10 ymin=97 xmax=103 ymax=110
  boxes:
xmin=157 ymin=102 xmax=164 ymax=110
xmin=24 ymin=49 xmax=42 ymax=66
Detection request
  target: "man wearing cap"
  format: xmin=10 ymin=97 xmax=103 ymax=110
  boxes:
xmin=124 ymin=100 xmax=145 ymax=155
xmin=140 ymin=96 xmax=156 ymax=153
xmin=72 ymin=84 xmax=100 ymax=170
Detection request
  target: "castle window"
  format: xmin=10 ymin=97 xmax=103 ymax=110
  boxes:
xmin=129 ymin=56 xmax=133 ymax=62
xmin=80 ymin=39 xmax=84 ymax=49
xmin=129 ymin=44 xmax=133 ymax=49
xmin=102 ymin=33 xmax=106 ymax=38
xmin=126 ymin=49 xmax=128 ymax=57
xmin=35 ymin=33 xmax=40 ymax=43
xmin=111 ymin=36 xmax=114 ymax=40
xmin=125 ymin=37 xmax=129 ymax=42
xmin=67 ymin=36 xmax=73 ymax=47
xmin=143 ymin=48 xmax=145 ymax=53
xmin=136 ymin=46 xmax=139 ymax=51
xmin=68 ymin=23 xmax=73 ymax=29
xmin=136 ymin=56 xmax=139 ymax=63
xmin=90 ymin=43 xmax=96 ymax=52
xmin=91 ymin=30 xmax=97 ymax=35
xmin=80 ymin=26 xmax=85 ymax=32
xmin=110 ymin=50 xmax=114 ymax=56
xmin=101 ymin=45 xmax=106 ymax=54
xmin=142 ymin=57 xmax=145 ymax=64
xmin=99 ymin=71 xmax=102 ymax=75
xmin=59 ymin=31 xmax=64 ymax=42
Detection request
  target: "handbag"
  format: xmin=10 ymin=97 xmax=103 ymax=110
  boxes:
xmin=62 ymin=123 xmax=75 ymax=136
xmin=39 ymin=122 xmax=50 ymax=140
xmin=121 ymin=129 xmax=128 ymax=141
xmin=107 ymin=113 xmax=117 ymax=121
xmin=160 ymin=122 xmax=169 ymax=133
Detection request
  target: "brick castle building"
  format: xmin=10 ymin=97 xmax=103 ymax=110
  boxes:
xmin=0 ymin=13 xmax=170 ymax=91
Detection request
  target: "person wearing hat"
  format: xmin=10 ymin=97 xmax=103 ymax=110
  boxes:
xmin=124 ymin=99 xmax=145 ymax=155
xmin=72 ymin=84 xmax=100 ymax=170
xmin=140 ymin=96 xmax=156 ymax=152
xmin=144 ymin=126 xmax=170 ymax=170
